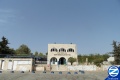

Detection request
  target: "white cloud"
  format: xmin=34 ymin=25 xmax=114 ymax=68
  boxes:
xmin=0 ymin=9 xmax=16 ymax=24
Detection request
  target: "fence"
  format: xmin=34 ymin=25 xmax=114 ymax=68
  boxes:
xmin=67 ymin=65 xmax=96 ymax=71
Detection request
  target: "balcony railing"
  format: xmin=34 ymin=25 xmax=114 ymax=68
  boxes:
xmin=35 ymin=61 xmax=47 ymax=64
xmin=54 ymin=52 xmax=71 ymax=56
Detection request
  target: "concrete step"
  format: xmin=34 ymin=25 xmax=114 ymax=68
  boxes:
xmin=58 ymin=65 xmax=68 ymax=71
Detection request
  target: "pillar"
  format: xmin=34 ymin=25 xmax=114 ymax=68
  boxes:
xmin=0 ymin=60 xmax=1 ymax=69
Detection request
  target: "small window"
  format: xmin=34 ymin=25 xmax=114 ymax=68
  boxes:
xmin=59 ymin=48 xmax=66 ymax=52
xmin=51 ymin=48 xmax=58 ymax=52
xmin=67 ymin=48 xmax=74 ymax=52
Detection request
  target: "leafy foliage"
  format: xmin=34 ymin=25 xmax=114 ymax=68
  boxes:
xmin=38 ymin=52 xmax=44 ymax=57
xmin=78 ymin=53 xmax=110 ymax=66
xmin=16 ymin=44 xmax=31 ymax=55
xmin=111 ymin=41 xmax=120 ymax=65
xmin=0 ymin=36 xmax=15 ymax=54
xmin=34 ymin=52 xmax=46 ymax=58
xmin=68 ymin=57 xmax=76 ymax=65
xmin=45 ymin=52 xmax=48 ymax=55
xmin=34 ymin=51 xmax=39 ymax=56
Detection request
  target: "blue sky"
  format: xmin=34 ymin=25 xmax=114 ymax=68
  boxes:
xmin=0 ymin=0 xmax=120 ymax=54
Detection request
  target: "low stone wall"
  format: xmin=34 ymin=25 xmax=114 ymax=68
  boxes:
xmin=102 ymin=65 xmax=120 ymax=71
xmin=15 ymin=64 xmax=31 ymax=71
xmin=67 ymin=65 xmax=96 ymax=71
xmin=35 ymin=66 xmax=44 ymax=71
xmin=0 ymin=58 xmax=33 ymax=72
xmin=34 ymin=64 xmax=46 ymax=71
xmin=102 ymin=65 xmax=111 ymax=71
xmin=68 ymin=65 xmax=120 ymax=71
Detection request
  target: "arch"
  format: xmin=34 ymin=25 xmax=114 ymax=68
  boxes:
xmin=67 ymin=48 xmax=74 ymax=52
xmin=59 ymin=48 xmax=66 ymax=52
xmin=51 ymin=48 xmax=58 ymax=52
xmin=50 ymin=57 xmax=57 ymax=65
xmin=59 ymin=57 xmax=66 ymax=65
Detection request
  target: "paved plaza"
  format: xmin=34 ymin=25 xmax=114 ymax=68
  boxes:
xmin=0 ymin=71 xmax=108 ymax=80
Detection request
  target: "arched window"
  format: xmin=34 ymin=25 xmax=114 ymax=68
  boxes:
xmin=51 ymin=48 xmax=58 ymax=52
xmin=50 ymin=57 xmax=57 ymax=64
xmin=67 ymin=48 xmax=74 ymax=52
xmin=59 ymin=48 xmax=66 ymax=52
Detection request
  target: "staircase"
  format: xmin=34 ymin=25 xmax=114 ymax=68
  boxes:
xmin=58 ymin=65 xmax=68 ymax=71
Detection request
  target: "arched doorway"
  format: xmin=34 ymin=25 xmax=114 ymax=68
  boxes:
xmin=59 ymin=57 xmax=66 ymax=65
xmin=50 ymin=57 xmax=57 ymax=65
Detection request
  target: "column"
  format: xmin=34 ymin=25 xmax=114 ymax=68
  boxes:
xmin=0 ymin=60 xmax=1 ymax=69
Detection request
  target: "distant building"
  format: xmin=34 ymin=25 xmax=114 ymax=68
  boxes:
xmin=0 ymin=58 xmax=33 ymax=71
xmin=107 ymin=57 xmax=114 ymax=62
xmin=47 ymin=44 xmax=78 ymax=65
xmin=103 ymin=57 xmax=115 ymax=65
xmin=0 ymin=54 xmax=33 ymax=71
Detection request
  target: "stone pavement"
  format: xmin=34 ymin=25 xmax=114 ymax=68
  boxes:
xmin=0 ymin=71 xmax=108 ymax=80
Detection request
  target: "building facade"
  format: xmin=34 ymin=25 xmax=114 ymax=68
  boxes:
xmin=0 ymin=58 xmax=33 ymax=71
xmin=47 ymin=44 xmax=78 ymax=65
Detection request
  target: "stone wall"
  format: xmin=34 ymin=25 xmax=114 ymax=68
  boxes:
xmin=67 ymin=65 xmax=120 ymax=71
xmin=34 ymin=64 xmax=46 ymax=71
xmin=0 ymin=58 xmax=33 ymax=72
xmin=35 ymin=66 xmax=44 ymax=71
xmin=67 ymin=65 xmax=97 ymax=71
xmin=102 ymin=65 xmax=120 ymax=71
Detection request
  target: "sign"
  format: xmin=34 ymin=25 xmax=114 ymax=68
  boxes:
xmin=54 ymin=54 xmax=70 ymax=56
xmin=105 ymin=66 xmax=120 ymax=80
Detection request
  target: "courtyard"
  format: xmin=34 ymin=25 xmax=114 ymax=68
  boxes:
xmin=0 ymin=71 xmax=108 ymax=80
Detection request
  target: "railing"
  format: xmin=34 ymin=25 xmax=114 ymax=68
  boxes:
xmin=35 ymin=61 xmax=47 ymax=64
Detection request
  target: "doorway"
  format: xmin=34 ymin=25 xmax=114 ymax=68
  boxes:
xmin=59 ymin=57 xmax=66 ymax=65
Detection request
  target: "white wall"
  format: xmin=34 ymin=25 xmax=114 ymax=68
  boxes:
xmin=13 ymin=60 xmax=31 ymax=71
xmin=0 ymin=58 xmax=33 ymax=71
xmin=1 ymin=60 xmax=4 ymax=70
xmin=67 ymin=65 xmax=96 ymax=71
xmin=102 ymin=65 xmax=120 ymax=71
xmin=8 ymin=61 xmax=12 ymax=70
xmin=68 ymin=65 xmax=120 ymax=71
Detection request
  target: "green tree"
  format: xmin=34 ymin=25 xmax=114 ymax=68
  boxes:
xmin=78 ymin=53 xmax=110 ymax=66
xmin=68 ymin=57 xmax=76 ymax=65
xmin=0 ymin=36 xmax=15 ymax=54
xmin=9 ymin=48 xmax=16 ymax=54
xmin=112 ymin=41 xmax=120 ymax=65
xmin=16 ymin=44 xmax=31 ymax=55
xmin=34 ymin=51 xmax=38 ymax=56
xmin=38 ymin=52 xmax=44 ymax=57
xmin=45 ymin=52 xmax=48 ymax=56
xmin=93 ymin=58 xmax=103 ymax=67
xmin=102 ymin=53 xmax=110 ymax=61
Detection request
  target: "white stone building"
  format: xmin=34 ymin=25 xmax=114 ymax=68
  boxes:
xmin=107 ymin=57 xmax=114 ymax=62
xmin=47 ymin=44 xmax=78 ymax=66
xmin=0 ymin=58 xmax=33 ymax=71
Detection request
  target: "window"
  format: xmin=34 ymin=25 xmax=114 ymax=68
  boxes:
xmin=59 ymin=48 xmax=66 ymax=52
xmin=67 ymin=48 xmax=74 ymax=52
xmin=51 ymin=48 xmax=58 ymax=52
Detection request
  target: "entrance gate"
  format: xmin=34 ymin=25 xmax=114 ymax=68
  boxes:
xmin=59 ymin=57 xmax=66 ymax=65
